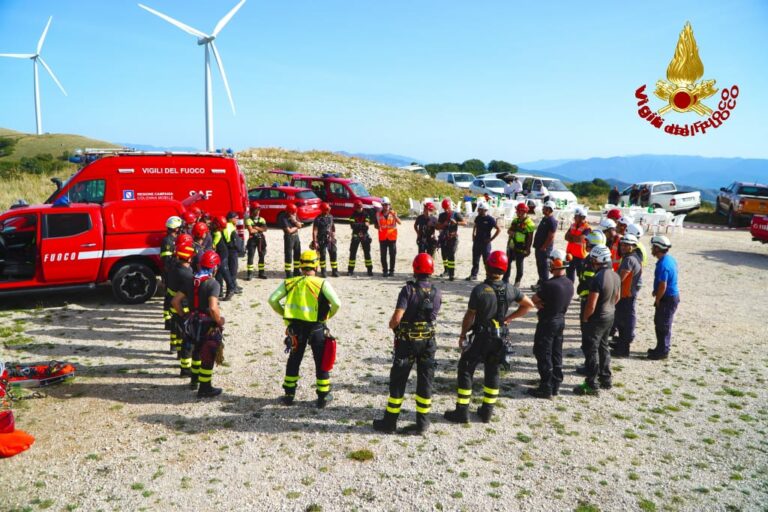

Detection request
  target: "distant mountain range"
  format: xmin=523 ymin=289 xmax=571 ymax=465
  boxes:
xmin=336 ymin=151 xmax=422 ymax=168
xmin=117 ymin=142 xmax=200 ymax=152
xmin=517 ymin=159 xmax=576 ymax=170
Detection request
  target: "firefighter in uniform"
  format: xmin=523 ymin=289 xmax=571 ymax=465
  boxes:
xmin=467 ymin=201 xmax=500 ymax=281
xmin=181 ymin=210 xmax=198 ymax=236
xmin=414 ymin=202 xmax=438 ymax=256
xmin=211 ymin=216 xmax=236 ymax=301
xmin=268 ymin=250 xmax=342 ymax=408
xmin=245 ymin=201 xmax=268 ymax=280
xmin=575 ymin=230 xmax=608 ymax=376
xmin=528 ymin=249 xmax=573 ymax=398
xmin=224 ymin=211 xmax=243 ymax=294
xmin=347 ymin=200 xmax=374 ymax=276
xmin=161 ymin=216 xmax=182 ymax=332
xmin=503 ymin=202 xmax=535 ymax=287
xmin=375 ymin=196 xmax=401 ymax=277
xmin=191 ymin=221 xmax=212 ymax=273
xmin=278 ymin=203 xmax=303 ymax=278
xmin=171 ymin=250 xmax=225 ymax=398
xmin=444 ymin=251 xmax=534 ymax=423
xmin=168 ymin=236 xmax=195 ymax=372
xmin=564 ymin=206 xmax=592 ymax=284
xmin=313 ymin=202 xmax=338 ymax=277
xmin=611 ymin=233 xmax=642 ymax=358
xmin=436 ymin=199 xmax=466 ymax=281
xmin=373 ymin=254 xmax=442 ymax=435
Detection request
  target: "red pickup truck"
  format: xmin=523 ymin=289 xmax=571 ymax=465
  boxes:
xmin=0 ymin=199 xmax=184 ymax=303
xmin=751 ymin=215 xmax=768 ymax=244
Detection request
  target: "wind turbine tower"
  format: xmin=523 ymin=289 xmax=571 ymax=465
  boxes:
xmin=0 ymin=16 xmax=68 ymax=135
xmin=138 ymin=1 xmax=245 ymax=152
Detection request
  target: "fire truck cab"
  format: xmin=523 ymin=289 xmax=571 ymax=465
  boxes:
xmin=47 ymin=150 xmax=249 ymax=231
xmin=0 ymin=199 xmax=185 ymax=304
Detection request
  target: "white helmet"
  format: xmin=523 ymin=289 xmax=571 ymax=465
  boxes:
xmin=586 ymin=230 xmax=607 ymax=247
xmin=381 ymin=196 xmax=391 ymax=205
xmin=548 ymin=248 xmax=569 ymax=269
xmin=599 ymin=218 xmax=617 ymax=230
xmin=618 ymin=216 xmax=633 ymax=225
xmin=476 ymin=201 xmax=488 ymax=210
xmin=589 ymin=245 xmax=612 ymax=265
xmin=574 ymin=206 xmax=588 ymax=217
xmin=620 ymin=233 xmax=639 ymax=245
xmin=650 ymin=235 xmax=672 ymax=251
xmin=626 ymin=223 xmax=644 ymax=237
xmin=543 ymin=200 xmax=557 ymax=210
xmin=166 ymin=216 xmax=183 ymax=229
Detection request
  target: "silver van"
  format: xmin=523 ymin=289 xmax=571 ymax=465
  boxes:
xmin=435 ymin=172 xmax=475 ymax=189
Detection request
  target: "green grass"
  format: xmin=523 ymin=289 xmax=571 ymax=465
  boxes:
xmin=686 ymin=201 xmax=727 ymax=225
xmin=0 ymin=128 xmax=115 ymax=161
xmin=347 ymin=449 xmax=374 ymax=462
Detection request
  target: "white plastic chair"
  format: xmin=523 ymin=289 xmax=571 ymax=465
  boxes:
xmin=666 ymin=214 xmax=686 ymax=234
xmin=645 ymin=215 xmax=661 ymax=235
xmin=408 ymin=198 xmax=421 ymax=217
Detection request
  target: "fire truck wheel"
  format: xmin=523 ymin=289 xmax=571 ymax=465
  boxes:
xmin=112 ymin=262 xmax=158 ymax=304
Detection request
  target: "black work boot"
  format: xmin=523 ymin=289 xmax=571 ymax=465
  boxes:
xmin=367 ymin=268 xmax=373 ymax=276
xmin=197 ymin=381 xmax=222 ymax=399
xmin=331 ymin=269 xmax=339 ymax=277
xmin=293 ymin=269 xmax=301 ymax=277
xmin=258 ymin=271 xmax=267 ymax=279
xmin=222 ymin=289 xmax=235 ymax=302
xmin=180 ymin=367 xmax=192 ymax=378
xmin=285 ymin=271 xmax=292 ymax=279
xmin=444 ymin=405 xmax=469 ymax=424
xmin=400 ymin=413 xmax=430 ymax=435
xmin=320 ymin=269 xmax=327 ymax=278
xmin=245 ymin=271 xmax=252 ymax=281
xmin=316 ymin=393 xmax=333 ymax=409
xmin=189 ymin=374 xmax=199 ymax=390
xmin=476 ymin=404 xmax=494 ymax=423
xmin=280 ymin=394 xmax=295 ymax=406
xmin=372 ymin=411 xmax=398 ymax=434
xmin=526 ymin=387 xmax=553 ymax=399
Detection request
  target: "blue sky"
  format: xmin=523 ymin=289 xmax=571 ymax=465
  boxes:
xmin=1 ymin=0 xmax=766 ymax=163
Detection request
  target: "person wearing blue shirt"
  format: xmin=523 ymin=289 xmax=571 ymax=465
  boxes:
xmin=649 ymin=235 xmax=679 ymax=360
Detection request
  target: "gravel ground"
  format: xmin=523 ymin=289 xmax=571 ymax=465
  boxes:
xmin=2 ymin=218 xmax=767 ymax=512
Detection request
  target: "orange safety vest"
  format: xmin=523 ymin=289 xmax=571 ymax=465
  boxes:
xmin=610 ymin=237 xmax=621 ymax=271
xmin=566 ymin=222 xmax=591 ymax=259
xmin=376 ymin=212 xmax=398 ymax=241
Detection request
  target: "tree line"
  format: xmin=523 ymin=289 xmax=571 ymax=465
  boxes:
xmin=422 ymin=159 xmax=518 ymax=177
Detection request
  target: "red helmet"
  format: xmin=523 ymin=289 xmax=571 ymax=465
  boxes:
xmin=320 ymin=202 xmax=331 ymax=213
xmin=486 ymin=250 xmax=509 ymax=273
xmin=515 ymin=203 xmax=529 ymax=213
xmin=214 ymin=216 xmax=228 ymax=229
xmin=199 ymin=250 xmax=221 ymax=270
xmin=250 ymin=201 xmax=261 ymax=210
xmin=412 ymin=253 xmax=434 ymax=275
xmin=286 ymin=203 xmax=297 ymax=214
xmin=607 ymin=208 xmax=622 ymax=221
xmin=192 ymin=221 xmax=209 ymax=239
xmin=181 ymin=211 xmax=197 ymax=224
xmin=176 ymin=234 xmax=194 ymax=248
xmin=176 ymin=243 xmax=195 ymax=261
xmin=353 ymin=200 xmax=363 ymax=209
xmin=441 ymin=198 xmax=452 ymax=210
xmin=189 ymin=206 xmax=203 ymax=217
xmin=424 ymin=202 xmax=436 ymax=211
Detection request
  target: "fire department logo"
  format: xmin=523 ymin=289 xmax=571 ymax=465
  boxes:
xmin=634 ymin=22 xmax=739 ymax=137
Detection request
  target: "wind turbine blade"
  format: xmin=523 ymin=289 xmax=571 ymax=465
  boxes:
xmin=212 ymin=0 xmax=246 ymax=37
xmin=209 ymin=41 xmax=235 ymax=115
xmin=37 ymin=56 xmax=67 ymax=96
xmin=138 ymin=4 xmax=207 ymax=38
xmin=37 ymin=16 xmax=53 ymax=54
xmin=0 ymin=53 xmax=35 ymax=58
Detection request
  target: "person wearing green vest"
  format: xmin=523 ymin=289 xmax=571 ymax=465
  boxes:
xmin=503 ymin=203 xmax=536 ymax=287
xmin=268 ymin=250 xmax=342 ymax=408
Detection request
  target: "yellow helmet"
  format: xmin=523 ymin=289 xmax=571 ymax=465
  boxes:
xmin=299 ymin=250 xmax=319 ymax=269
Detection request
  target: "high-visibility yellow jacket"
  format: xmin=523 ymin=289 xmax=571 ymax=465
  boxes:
xmin=268 ymin=275 xmax=341 ymax=323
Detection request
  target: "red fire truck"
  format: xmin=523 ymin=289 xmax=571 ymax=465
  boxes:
xmin=751 ymin=214 xmax=768 ymax=244
xmin=0 ymin=199 xmax=185 ymax=303
xmin=47 ymin=150 xmax=249 ymax=231
xmin=273 ymin=171 xmax=383 ymax=218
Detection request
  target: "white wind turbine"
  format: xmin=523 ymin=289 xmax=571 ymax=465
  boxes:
xmin=0 ymin=16 xmax=67 ymax=135
xmin=138 ymin=0 xmax=245 ymax=152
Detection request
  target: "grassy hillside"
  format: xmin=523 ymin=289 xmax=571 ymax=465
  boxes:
xmin=238 ymin=147 xmax=462 ymax=215
xmin=0 ymin=128 xmax=117 ymax=161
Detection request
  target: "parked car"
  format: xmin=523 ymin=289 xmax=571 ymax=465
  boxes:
xmin=750 ymin=214 xmax=768 ymax=243
xmin=469 ymin=178 xmax=507 ymax=197
xmin=618 ymin=181 xmax=701 ymax=213
xmin=435 ymin=172 xmax=476 ymax=189
xmin=279 ymin=172 xmax=382 ymax=219
xmin=247 ymin=185 xmax=321 ymax=224
xmin=400 ymin=165 xmax=430 ymax=177
xmin=0 ymin=199 xmax=185 ymax=303
xmin=519 ymin=176 xmax=578 ymax=205
xmin=716 ymin=181 xmax=768 ymax=227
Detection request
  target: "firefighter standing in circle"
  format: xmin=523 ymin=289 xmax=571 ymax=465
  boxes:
xmin=245 ymin=202 xmax=268 ymax=280
xmin=211 ymin=216 xmax=237 ymax=301
xmin=466 ymin=201 xmax=501 ymax=281
xmin=268 ymin=250 xmax=341 ymax=408
xmin=503 ymin=202 xmax=536 ymax=287
xmin=168 ymin=236 xmax=195 ymax=375
xmin=375 ymin=197 xmax=402 ymax=277
xmin=161 ymin=216 xmax=182 ymax=332
xmin=414 ymin=202 xmax=438 ymax=256
xmin=611 ymin=233 xmax=643 ymax=358
xmin=436 ymin=198 xmax=466 ymax=281
xmin=373 ymin=254 xmax=442 ymax=435
xmin=278 ymin=203 xmax=303 ymax=278
xmin=312 ymin=202 xmax=339 ymax=278
xmin=347 ymin=200 xmax=374 ymax=276
xmin=564 ymin=206 xmax=592 ymax=284
xmin=575 ymin=230 xmax=607 ymax=376
xmin=180 ymin=210 xmax=198 ymax=237
xmin=224 ymin=212 xmax=243 ymax=294
xmin=444 ymin=251 xmax=534 ymax=423
xmin=528 ymin=249 xmax=574 ymax=399
xmin=190 ymin=221 xmax=212 ymax=273
xmin=171 ymin=250 xmax=226 ymax=398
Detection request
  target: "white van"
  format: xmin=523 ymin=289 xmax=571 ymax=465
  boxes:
xmin=520 ymin=176 xmax=578 ymax=205
xmin=400 ymin=165 xmax=430 ymax=177
xmin=435 ymin=172 xmax=475 ymax=189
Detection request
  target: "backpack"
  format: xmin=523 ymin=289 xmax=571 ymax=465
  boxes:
xmin=184 ymin=275 xmax=214 ymax=342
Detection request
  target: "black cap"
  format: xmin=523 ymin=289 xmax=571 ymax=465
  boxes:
xmin=226 ymin=211 xmax=238 ymax=219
